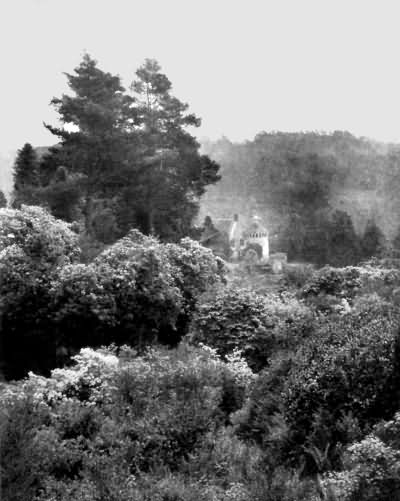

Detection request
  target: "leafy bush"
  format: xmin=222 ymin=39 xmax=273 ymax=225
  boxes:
xmin=282 ymin=263 xmax=315 ymax=290
xmin=237 ymin=293 xmax=400 ymax=474
xmin=302 ymin=266 xmax=362 ymax=301
xmin=51 ymin=231 xmax=225 ymax=353
xmin=302 ymin=265 xmax=400 ymax=304
xmin=323 ymin=415 xmax=400 ymax=500
xmin=0 ymin=216 xmax=224 ymax=377
xmin=283 ymin=296 xmax=400 ymax=470
xmin=0 ymin=205 xmax=80 ymax=378
xmin=0 ymin=344 xmax=257 ymax=500
xmin=189 ymin=287 xmax=313 ymax=371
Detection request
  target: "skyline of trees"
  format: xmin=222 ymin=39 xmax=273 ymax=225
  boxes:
xmin=5 ymin=54 xmax=220 ymax=246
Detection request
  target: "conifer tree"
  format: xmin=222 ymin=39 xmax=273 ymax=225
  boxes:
xmin=327 ymin=210 xmax=361 ymax=266
xmin=361 ymin=219 xmax=386 ymax=260
xmin=12 ymin=143 xmax=39 ymax=207
xmin=0 ymin=189 xmax=7 ymax=208
xmin=44 ymin=55 xmax=220 ymax=241
xmin=44 ymin=54 xmax=136 ymax=230
xmin=123 ymin=59 xmax=220 ymax=238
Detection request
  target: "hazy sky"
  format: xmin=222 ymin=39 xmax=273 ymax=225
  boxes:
xmin=1 ymin=0 xmax=400 ymax=154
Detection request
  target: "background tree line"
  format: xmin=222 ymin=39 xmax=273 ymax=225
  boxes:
xmin=201 ymin=132 xmax=400 ymax=266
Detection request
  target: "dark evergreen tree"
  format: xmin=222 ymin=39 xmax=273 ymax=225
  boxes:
xmin=327 ymin=210 xmax=361 ymax=266
xmin=360 ymin=219 xmax=386 ymax=260
xmin=12 ymin=143 xmax=39 ymax=207
xmin=44 ymin=55 xmax=219 ymax=242
xmin=392 ymin=225 xmax=400 ymax=253
xmin=122 ymin=58 xmax=220 ymax=239
xmin=44 ymin=54 xmax=137 ymax=231
xmin=37 ymin=166 xmax=83 ymax=222
xmin=0 ymin=189 xmax=6 ymax=208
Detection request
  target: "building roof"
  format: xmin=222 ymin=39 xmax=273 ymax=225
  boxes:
xmin=243 ymin=214 xmax=268 ymax=236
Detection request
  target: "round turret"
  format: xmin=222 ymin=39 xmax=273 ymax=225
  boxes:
xmin=242 ymin=214 xmax=269 ymax=260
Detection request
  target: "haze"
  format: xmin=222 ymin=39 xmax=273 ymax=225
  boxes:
xmin=1 ymin=0 xmax=400 ymax=155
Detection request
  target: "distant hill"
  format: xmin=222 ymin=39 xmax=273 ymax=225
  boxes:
xmin=199 ymin=131 xmax=400 ymax=239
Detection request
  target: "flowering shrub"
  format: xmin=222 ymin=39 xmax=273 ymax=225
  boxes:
xmin=282 ymin=263 xmax=315 ymax=290
xmin=301 ymin=266 xmax=362 ymax=314
xmin=281 ymin=297 xmax=400 ymax=470
xmin=0 ymin=344 xmax=258 ymax=501
xmin=0 ymin=221 xmax=224 ymax=377
xmin=50 ymin=232 xmax=224 ymax=352
xmin=189 ymin=287 xmax=313 ymax=370
xmin=323 ymin=433 xmax=400 ymax=500
xmin=302 ymin=265 xmax=400 ymax=313
xmin=0 ymin=205 xmax=79 ymax=265
xmin=0 ymin=206 xmax=80 ymax=378
xmin=165 ymin=237 xmax=226 ymax=310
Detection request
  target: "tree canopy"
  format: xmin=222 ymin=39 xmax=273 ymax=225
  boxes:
xmin=38 ymin=54 xmax=219 ymax=243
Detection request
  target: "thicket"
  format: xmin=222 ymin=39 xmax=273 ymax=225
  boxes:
xmin=0 ymin=206 xmax=225 ymax=379
xmin=3 ymin=204 xmax=400 ymax=499
xmin=188 ymin=287 xmax=313 ymax=371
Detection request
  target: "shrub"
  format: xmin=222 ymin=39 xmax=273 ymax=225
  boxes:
xmin=189 ymin=287 xmax=313 ymax=371
xmin=0 ymin=221 xmax=224 ymax=378
xmin=0 ymin=394 xmax=51 ymax=501
xmin=0 ymin=205 xmax=80 ymax=378
xmin=302 ymin=265 xmax=400 ymax=309
xmin=323 ymin=432 xmax=400 ymax=500
xmin=51 ymin=231 xmax=225 ymax=352
xmin=282 ymin=263 xmax=315 ymax=290
xmin=237 ymin=293 xmax=400 ymax=473
xmin=281 ymin=297 xmax=400 ymax=470
xmin=0 ymin=344 xmax=257 ymax=500
xmin=301 ymin=266 xmax=362 ymax=301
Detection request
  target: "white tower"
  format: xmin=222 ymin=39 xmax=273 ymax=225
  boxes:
xmin=242 ymin=214 xmax=269 ymax=260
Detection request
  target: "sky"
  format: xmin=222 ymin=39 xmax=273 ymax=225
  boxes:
xmin=1 ymin=0 xmax=400 ymax=155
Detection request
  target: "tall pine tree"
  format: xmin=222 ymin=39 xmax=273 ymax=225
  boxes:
xmin=122 ymin=58 xmax=220 ymax=239
xmin=12 ymin=143 xmax=39 ymax=208
xmin=44 ymin=54 xmax=137 ymax=232
xmin=44 ymin=55 xmax=220 ymax=241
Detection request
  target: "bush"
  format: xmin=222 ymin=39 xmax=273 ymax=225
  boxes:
xmin=282 ymin=263 xmax=315 ymax=290
xmin=301 ymin=266 xmax=362 ymax=301
xmin=237 ymin=293 xmax=400 ymax=474
xmin=282 ymin=296 xmax=400 ymax=471
xmin=323 ymin=425 xmax=400 ymax=500
xmin=0 ymin=344 xmax=257 ymax=500
xmin=302 ymin=265 xmax=400 ymax=310
xmin=0 ymin=205 xmax=80 ymax=378
xmin=189 ymin=287 xmax=313 ymax=371
xmin=51 ymin=231 xmax=225 ymax=353
xmin=0 ymin=218 xmax=225 ymax=377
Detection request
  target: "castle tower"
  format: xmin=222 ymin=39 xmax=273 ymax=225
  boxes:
xmin=242 ymin=213 xmax=269 ymax=260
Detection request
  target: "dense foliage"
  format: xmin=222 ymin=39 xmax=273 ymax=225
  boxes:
xmin=189 ymin=287 xmax=313 ymax=371
xmin=0 ymin=345 xmax=265 ymax=501
xmin=3 ymin=201 xmax=400 ymax=500
xmin=0 ymin=208 xmax=224 ymax=378
xmin=15 ymin=55 xmax=220 ymax=245
xmin=0 ymin=206 xmax=80 ymax=377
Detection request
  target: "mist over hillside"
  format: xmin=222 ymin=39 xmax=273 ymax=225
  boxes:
xmin=0 ymin=151 xmax=14 ymax=196
xmin=199 ymin=131 xmax=400 ymax=241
